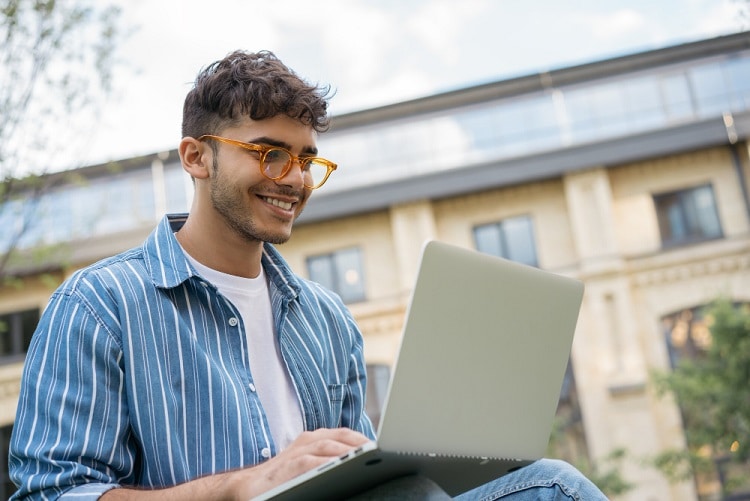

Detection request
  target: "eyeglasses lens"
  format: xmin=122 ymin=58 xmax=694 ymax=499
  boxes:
xmin=262 ymin=148 xmax=327 ymax=188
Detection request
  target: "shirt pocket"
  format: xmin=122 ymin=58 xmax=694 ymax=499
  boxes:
xmin=328 ymin=383 xmax=345 ymax=425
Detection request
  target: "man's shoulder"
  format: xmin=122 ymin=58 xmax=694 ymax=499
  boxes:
xmin=59 ymin=245 xmax=147 ymax=294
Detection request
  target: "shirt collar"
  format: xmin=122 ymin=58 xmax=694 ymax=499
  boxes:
xmin=261 ymin=242 xmax=301 ymax=300
xmin=143 ymin=214 xmax=300 ymax=300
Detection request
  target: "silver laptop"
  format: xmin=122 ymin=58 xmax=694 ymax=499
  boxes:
xmin=253 ymin=240 xmax=584 ymax=500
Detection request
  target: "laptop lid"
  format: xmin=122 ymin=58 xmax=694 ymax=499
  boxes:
xmin=377 ymin=240 xmax=584 ymax=460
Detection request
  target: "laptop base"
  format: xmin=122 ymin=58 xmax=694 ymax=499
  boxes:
xmin=255 ymin=444 xmax=533 ymax=500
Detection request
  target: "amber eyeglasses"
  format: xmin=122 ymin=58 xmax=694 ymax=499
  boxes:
xmin=198 ymin=134 xmax=337 ymax=189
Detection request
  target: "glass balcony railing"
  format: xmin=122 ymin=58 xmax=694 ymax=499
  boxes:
xmin=318 ymin=51 xmax=750 ymax=192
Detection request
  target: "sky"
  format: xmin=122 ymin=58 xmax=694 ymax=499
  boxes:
xmin=78 ymin=0 xmax=745 ymax=167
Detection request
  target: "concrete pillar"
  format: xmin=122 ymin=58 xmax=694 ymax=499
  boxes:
xmin=563 ymin=167 xmax=621 ymax=273
xmin=389 ymin=200 xmax=437 ymax=290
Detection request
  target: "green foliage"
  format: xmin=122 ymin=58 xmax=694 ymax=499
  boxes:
xmin=576 ymin=448 xmax=634 ymax=498
xmin=652 ymin=298 xmax=750 ymax=495
xmin=548 ymin=415 xmax=634 ymax=497
xmin=1 ymin=0 xmax=125 ymax=176
xmin=651 ymin=449 xmax=715 ymax=483
xmin=0 ymin=0 xmax=127 ymax=279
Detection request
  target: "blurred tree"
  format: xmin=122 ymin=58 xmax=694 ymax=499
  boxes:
xmin=0 ymin=0 xmax=127 ymax=280
xmin=653 ymin=299 xmax=750 ymax=498
xmin=737 ymin=0 xmax=750 ymax=28
xmin=547 ymin=365 xmax=634 ymax=497
xmin=548 ymin=417 xmax=633 ymax=497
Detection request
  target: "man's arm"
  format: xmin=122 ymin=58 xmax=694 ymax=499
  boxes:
xmin=9 ymin=288 xmax=136 ymax=500
xmin=101 ymin=428 xmax=371 ymax=501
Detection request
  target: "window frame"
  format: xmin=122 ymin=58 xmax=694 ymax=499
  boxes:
xmin=305 ymin=247 xmax=367 ymax=304
xmin=0 ymin=307 xmax=40 ymax=364
xmin=472 ymin=214 xmax=539 ymax=267
xmin=653 ymin=183 xmax=723 ymax=249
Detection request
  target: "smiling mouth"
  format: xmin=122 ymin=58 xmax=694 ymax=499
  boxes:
xmin=262 ymin=196 xmax=294 ymax=211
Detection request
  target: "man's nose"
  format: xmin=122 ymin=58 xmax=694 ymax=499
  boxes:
xmin=276 ymin=159 xmax=305 ymax=188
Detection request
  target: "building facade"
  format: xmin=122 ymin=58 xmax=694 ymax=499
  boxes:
xmin=2 ymin=32 xmax=750 ymax=500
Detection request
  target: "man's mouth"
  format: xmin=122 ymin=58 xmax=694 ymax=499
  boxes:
xmin=261 ymin=196 xmax=294 ymax=211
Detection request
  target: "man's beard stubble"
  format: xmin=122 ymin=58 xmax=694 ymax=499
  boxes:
xmin=209 ymin=157 xmax=304 ymax=245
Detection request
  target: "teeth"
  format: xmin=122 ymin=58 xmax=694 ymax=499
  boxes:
xmin=264 ymin=197 xmax=293 ymax=210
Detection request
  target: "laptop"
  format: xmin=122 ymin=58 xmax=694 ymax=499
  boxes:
xmin=253 ymin=240 xmax=584 ymax=500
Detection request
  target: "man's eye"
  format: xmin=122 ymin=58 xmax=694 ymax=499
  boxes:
xmin=264 ymin=149 xmax=289 ymax=163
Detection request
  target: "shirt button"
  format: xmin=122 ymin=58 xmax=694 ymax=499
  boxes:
xmin=228 ymin=317 xmax=238 ymax=327
xmin=261 ymin=447 xmax=271 ymax=459
xmin=248 ymin=383 xmax=256 ymax=392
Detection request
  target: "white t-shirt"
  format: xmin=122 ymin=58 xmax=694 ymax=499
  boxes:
xmin=182 ymin=251 xmax=304 ymax=451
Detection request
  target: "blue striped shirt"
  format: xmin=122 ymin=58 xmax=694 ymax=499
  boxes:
xmin=9 ymin=214 xmax=375 ymax=500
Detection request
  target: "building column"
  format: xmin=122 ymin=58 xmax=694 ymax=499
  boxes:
xmin=563 ymin=167 xmax=621 ymax=273
xmin=389 ymin=200 xmax=437 ymax=291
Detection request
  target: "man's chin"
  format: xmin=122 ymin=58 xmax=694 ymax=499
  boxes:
xmin=263 ymin=234 xmax=292 ymax=245
xmin=258 ymin=226 xmax=294 ymax=245
xmin=232 ymin=223 xmax=292 ymax=246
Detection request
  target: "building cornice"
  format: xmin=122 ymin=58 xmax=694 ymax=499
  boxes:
xmin=630 ymin=236 xmax=750 ymax=288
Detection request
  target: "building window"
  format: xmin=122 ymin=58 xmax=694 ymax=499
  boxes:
xmin=662 ymin=306 xmax=712 ymax=369
xmin=306 ymin=247 xmax=366 ymax=303
xmin=0 ymin=424 xmax=14 ymax=499
xmin=0 ymin=308 xmax=39 ymax=363
xmin=473 ymin=215 xmax=538 ymax=267
xmin=654 ymin=184 xmax=723 ymax=248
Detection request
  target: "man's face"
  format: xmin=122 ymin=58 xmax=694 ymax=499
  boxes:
xmin=207 ymin=115 xmax=317 ymax=245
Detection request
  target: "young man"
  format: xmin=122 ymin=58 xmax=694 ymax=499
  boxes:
xmin=9 ymin=51 xmax=607 ymax=500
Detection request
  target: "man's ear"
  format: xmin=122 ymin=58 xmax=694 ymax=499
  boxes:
xmin=179 ymin=137 xmax=211 ymax=179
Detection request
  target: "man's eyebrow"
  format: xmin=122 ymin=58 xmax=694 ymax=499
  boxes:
xmin=247 ymin=136 xmax=318 ymax=156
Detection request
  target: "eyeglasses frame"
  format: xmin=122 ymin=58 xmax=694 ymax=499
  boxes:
xmin=197 ymin=134 xmax=337 ymax=189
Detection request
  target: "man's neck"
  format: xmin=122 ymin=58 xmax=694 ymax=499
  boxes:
xmin=175 ymin=215 xmax=264 ymax=279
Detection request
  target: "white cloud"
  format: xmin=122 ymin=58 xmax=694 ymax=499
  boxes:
xmin=318 ymin=5 xmax=397 ymax=85
xmin=335 ymin=70 xmax=436 ymax=111
xmin=581 ymin=9 xmax=647 ymax=40
xmin=408 ymin=0 xmax=490 ymax=62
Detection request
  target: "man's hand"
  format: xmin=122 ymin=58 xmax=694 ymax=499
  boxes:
xmin=101 ymin=428 xmax=372 ymax=501
xmin=235 ymin=427 xmax=371 ymax=499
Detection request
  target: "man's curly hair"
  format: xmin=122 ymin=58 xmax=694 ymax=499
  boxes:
xmin=182 ymin=50 xmax=332 ymax=138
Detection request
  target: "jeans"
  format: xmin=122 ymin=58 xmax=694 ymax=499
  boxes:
xmin=351 ymin=459 xmax=608 ymax=500
xmin=456 ymin=459 xmax=608 ymax=500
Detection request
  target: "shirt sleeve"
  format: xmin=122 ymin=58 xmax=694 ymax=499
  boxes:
xmin=9 ymin=287 xmax=134 ymax=500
